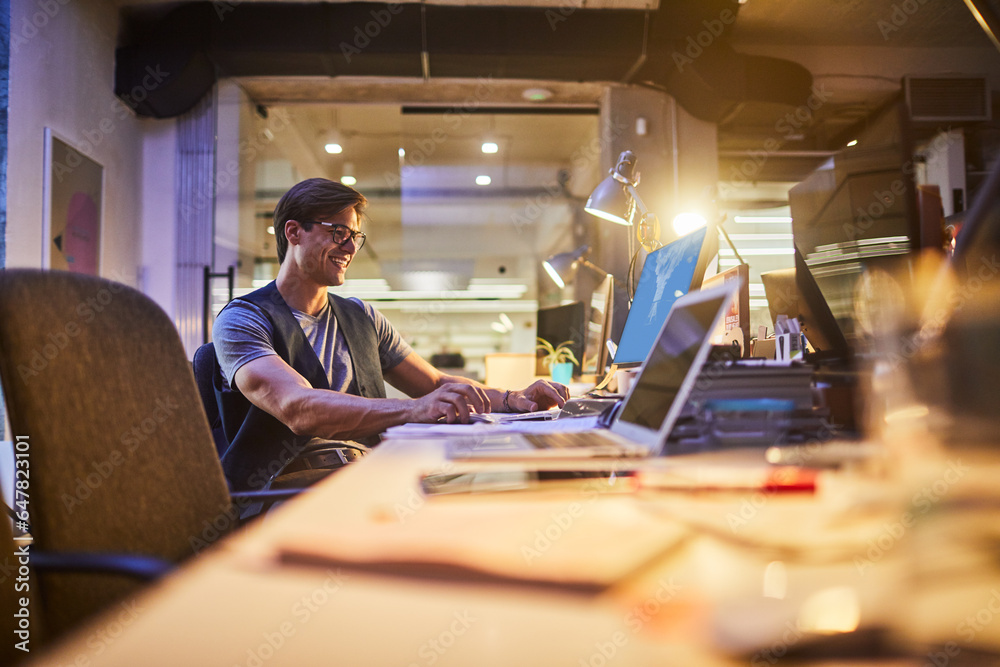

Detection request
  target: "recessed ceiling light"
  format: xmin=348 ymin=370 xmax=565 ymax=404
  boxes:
xmin=341 ymin=175 xmax=357 ymax=186
xmin=475 ymin=175 xmax=492 ymax=186
xmin=481 ymin=142 xmax=499 ymax=154
xmin=324 ymin=143 xmax=343 ymax=154
xmin=522 ymin=87 xmax=553 ymax=102
xmin=398 ymin=148 xmax=406 ymax=157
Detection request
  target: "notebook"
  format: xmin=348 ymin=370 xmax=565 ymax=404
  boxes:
xmin=446 ymin=279 xmax=741 ymax=460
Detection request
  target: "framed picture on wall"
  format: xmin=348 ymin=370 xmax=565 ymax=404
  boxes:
xmin=42 ymin=128 xmax=103 ymax=275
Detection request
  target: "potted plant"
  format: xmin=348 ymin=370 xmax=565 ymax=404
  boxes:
xmin=536 ymin=337 xmax=579 ymax=385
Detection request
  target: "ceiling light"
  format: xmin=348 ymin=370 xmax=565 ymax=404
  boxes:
xmin=522 ymin=87 xmax=553 ymax=102
xmin=324 ymin=143 xmax=343 ymax=154
xmin=475 ymin=175 xmax=492 ymax=186
xmin=846 ymin=139 xmax=858 ymax=147
xmin=398 ymin=148 xmax=406 ymax=157
xmin=341 ymin=175 xmax=357 ymax=186
xmin=481 ymin=142 xmax=499 ymax=154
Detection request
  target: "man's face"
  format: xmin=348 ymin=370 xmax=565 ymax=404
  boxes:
xmin=289 ymin=207 xmax=362 ymax=287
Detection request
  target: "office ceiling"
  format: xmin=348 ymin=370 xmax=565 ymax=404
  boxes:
xmin=110 ymin=0 xmax=1000 ymax=356
xmin=115 ymin=0 xmax=999 ymax=185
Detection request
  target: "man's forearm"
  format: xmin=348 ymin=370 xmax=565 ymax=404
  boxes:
xmin=289 ymin=390 xmax=418 ymax=441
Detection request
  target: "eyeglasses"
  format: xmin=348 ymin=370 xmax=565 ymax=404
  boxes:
xmin=304 ymin=221 xmax=367 ymax=250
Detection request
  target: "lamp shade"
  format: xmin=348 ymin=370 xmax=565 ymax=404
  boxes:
xmin=542 ymin=244 xmax=590 ymax=288
xmin=584 ymin=177 xmax=632 ymax=225
xmin=584 ymin=150 xmax=639 ymax=226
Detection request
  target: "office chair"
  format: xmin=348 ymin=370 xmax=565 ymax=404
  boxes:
xmin=0 ymin=269 xmax=298 ymax=643
xmin=192 ymin=342 xmax=228 ymax=457
xmin=190 ymin=341 xmax=357 ymax=496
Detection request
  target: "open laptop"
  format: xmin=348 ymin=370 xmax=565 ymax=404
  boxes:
xmin=447 ymin=279 xmax=741 ymax=460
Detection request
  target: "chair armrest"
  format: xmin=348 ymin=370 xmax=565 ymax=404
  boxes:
xmin=230 ymin=488 xmax=304 ymax=503
xmin=30 ymin=550 xmax=174 ymax=580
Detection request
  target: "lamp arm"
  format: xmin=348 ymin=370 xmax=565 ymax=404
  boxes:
xmin=718 ymin=219 xmax=747 ymax=265
xmin=624 ymin=183 xmax=649 ymax=219
xmin=577 ymin=258 xmax=627 ymax=290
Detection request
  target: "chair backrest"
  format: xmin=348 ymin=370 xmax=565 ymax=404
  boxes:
xmin=192 ymin=342 xmax=229 ymax=456
xmin=0 ymin=269 xmax=233 ymax=640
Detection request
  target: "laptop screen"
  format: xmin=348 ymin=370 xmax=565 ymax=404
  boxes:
xmin=613 ymin=227 xmax=708 ymax=366
xmin=615 ymin=283 xmax=735 ymax=437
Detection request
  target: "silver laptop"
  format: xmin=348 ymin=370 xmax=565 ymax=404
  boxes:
xmin=447 ymin=280 xmax=741 ymax=460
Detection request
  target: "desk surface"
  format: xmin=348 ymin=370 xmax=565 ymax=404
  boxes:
xmin=24 ymin=435 xmax=1000 ymax=667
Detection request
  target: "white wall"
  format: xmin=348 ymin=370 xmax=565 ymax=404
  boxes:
xmin=140 ymin=120 xmax=178 ymax=314
xmin=8 ymin=0 xmax=145 ymax=287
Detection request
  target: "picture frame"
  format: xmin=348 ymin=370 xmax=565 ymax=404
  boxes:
xmin=42 ymin=128 xmax=103 ymax=274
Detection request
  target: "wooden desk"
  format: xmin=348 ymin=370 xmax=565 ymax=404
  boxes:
xmin=23 ymin=438 xmax=1000 ymax=666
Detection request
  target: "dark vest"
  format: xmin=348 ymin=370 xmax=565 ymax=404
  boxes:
xmin=215 ymin=281 xmax=386 ymax=490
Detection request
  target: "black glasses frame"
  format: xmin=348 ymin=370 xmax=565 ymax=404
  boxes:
xmin=303 ymin=221 xmax=367 ymax=250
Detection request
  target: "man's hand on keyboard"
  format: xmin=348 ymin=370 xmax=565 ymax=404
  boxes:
xmin=411 ymin=382 xmax=490 ymax=423
xmin=507 ymin=379 xmax=569 ymax=413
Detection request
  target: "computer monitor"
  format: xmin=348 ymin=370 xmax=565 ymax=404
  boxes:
xmin=535 ymin=301 xmax=585 ymax=377
xmin=581 ymin=274 xmax=615 ymax=376
xmin=789 ymin=93 xmax=922 ymax=352
xmin=760 ymin=250 xmax=851 ymax=361
xmin=612 ymin=226 xmax=712 ymax=367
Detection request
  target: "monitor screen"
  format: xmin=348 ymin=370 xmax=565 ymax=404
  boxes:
xmin=535 ymin=301 xmax=585 ymax=377
xmin=612 ymin=227 xmax=709 ymax=366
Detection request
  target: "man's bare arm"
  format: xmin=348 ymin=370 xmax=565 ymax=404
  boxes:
xmin=384 ymin=353 xmax=569 ymax=413
xmin=233 ymin=354 xmax=492 ymax=440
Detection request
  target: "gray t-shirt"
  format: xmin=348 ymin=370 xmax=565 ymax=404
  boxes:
xmin=213 ymin=296 xmax=412 ymax=394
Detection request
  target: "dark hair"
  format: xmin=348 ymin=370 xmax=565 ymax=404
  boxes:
xmin=272 ymin=178 xmax=368 ymax=264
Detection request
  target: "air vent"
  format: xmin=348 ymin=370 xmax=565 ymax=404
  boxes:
xmin=905 ymin=76 xmax=991 ymax=123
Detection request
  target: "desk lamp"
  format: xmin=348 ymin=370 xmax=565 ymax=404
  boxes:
xmin=543 ymin=244 xmax=613 ymax=289
xmin=584 ymin=150 xmax=663 ymax=299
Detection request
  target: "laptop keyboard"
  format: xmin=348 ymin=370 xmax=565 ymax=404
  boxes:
xmin=523 ymin=431 xmax=621 ymax=449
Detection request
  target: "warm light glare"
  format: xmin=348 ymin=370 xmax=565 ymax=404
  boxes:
xmin=884 ymin=405 xmax=930 ymax=423
xmin=476 ymin=175 xmax=492 ymax=186
xmin=672 ymin=212 xmax=708 ymax=236
xmin=341 ymin=176 xmax=357 ymax=186
xmin=762 ymin=561 xmax=787 ymax=600
xmin=798 ymin=587 xmax=861 ymax=634
xmin=482 ymin=142 xmax=499 ymax=154
xmin=324 ymin=143 xmax=343 ymax=154
xmin=734 ymin=216 xmax=792 ymax=224
xmin=543 ymin=261 xmax=565 ymax=288
xmin=846 ymin=139 xmax=858 ymax=147
xmin=719 ymin=247 xmax=794 ymax=256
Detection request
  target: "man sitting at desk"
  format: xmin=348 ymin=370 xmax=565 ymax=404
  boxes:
xmin=213 ymin=178 xmax=567 ymax=490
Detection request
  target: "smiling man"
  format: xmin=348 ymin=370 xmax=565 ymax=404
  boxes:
xmin=212 ymin=178 xmax=567 ymax=490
